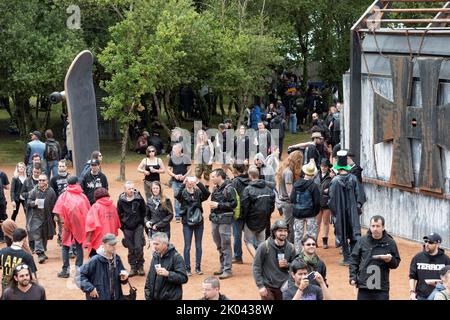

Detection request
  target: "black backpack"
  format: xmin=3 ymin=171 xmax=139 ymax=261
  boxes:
xmin=292 ymin=186 xmax=314 ymax=219
xmin=45 ymin=141 xmax=59 ymax=161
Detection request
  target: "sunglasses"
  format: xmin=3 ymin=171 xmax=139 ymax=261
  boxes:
xmin=424 ymin=240 xmax=436 ymax=244
xmin=304 ymin=243 xmax=316 ymax=247
xmin=15 ymin=264 xmax=30 ymax=271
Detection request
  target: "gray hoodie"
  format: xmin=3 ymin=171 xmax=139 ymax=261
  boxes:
xmin=254 ymin=153 xmax=276 ymax=189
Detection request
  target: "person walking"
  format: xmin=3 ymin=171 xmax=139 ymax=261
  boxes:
xmin=43 ymin=129 xmax=62 ymax=179
xmin=253 ymin=220 xmax=296 ymax=300
xmin=24 ymin=131 xmax=45 ymax=168
xmin=50 ymin=159 xmax=70 ymax=246
xmin=26 ymin=174 xmax=56 ymax=264
xmin=175 ymin=177 xmax=210 ymax=276
xmin=240 ymin=165 xmax=275 ymax=259
xmin=78 ymin=234 xmax=129 ymax=300
xmin=117 ymin=181 xmax=147 ymax=277
xmin=317 ymin=159 xmax=333 ymax=249
xmin=210 ymin=169 xmax=237 ymax=279
xmin=194 ymin=130 xmax=214 ymax=189
xmin=291 ymin=159 xmax=321 ymax=254
xmin=146 ymin=181 xmax=174 ymax=241
xmin=349 ymin=215 xmax=401 ymax=300
xmin=328 ymin=150 xmax=366 ymax=265
xmin=144 ymin=232 xmax=188 ymax=300
xmin=81 ymin=158 xmax=109 ymax=205
xmin=10 ymin=162 xmax=27 ymax=222
xmin=137 ymin=146 xmax=166 ymax=201
xmin=53 ymin=176 xmax=90 ymax=278
xmin=167 ymin=143 xmax=191 ymax=223
xmin=276 ymin=151 xmax=303 ymax=243
xmin=85 ymin=188 xmax=121 ymax=257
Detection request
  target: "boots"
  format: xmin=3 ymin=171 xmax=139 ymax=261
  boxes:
xmin=322 ymin=237 xmax=329 ymax=249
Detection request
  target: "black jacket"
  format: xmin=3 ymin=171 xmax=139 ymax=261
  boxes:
xmin=145 ymin=197 xmax=174 ymax=233
xmin=231 ymin=174 xmax=250 ymax=196
xmin=210 ymin=180 xmax=237 ymax=225
xmin=81 ymin=171 xmax=109 ymax=205
xmin=349 ymin=230 xmax=401 ymax=291
xmin=319 ymin=172 xmax=332 ymax=209
xmin=290 ymin=179 xmax=321 ymax=218
xmin=174 ymin=182 xmax=210 ymax=226
xmin=144 ymin=244 xmax=188 ymax=300
xmin=10 ymin=176 xmax=24 ymax=202
xmin=20 ymin=177 xmax=38 ymax=201
xmin=240 ymin=179 xmax=275 ymax=232
xmin=117 ymin=191 xmax=147 ymax=230
xmin=409 ymin=248 xmax=450 ymax=298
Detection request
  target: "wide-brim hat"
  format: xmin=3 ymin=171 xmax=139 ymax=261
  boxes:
xmin=302 ymin=159 xmax=318 ymax=176
xmin=333 ymin=150 xmax=351 ymax=171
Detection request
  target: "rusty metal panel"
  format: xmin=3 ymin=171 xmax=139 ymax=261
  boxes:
xmin=361 ymin=183 xmax=450 ymax=249
xmin=373 ymin=57 xmax=414 ymax=187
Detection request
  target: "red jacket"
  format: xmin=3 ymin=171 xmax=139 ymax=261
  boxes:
xmin=85 ymin=197 xmax=121 ymax=254
xmin=53 ymin=184 xmax=90 ymax=247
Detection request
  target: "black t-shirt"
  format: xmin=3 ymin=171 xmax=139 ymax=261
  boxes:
xmin=168 ymin=154 xmax=191 ymax=176
xmin=2 ymin=283 xmax=46 ymax=300
xmin=0 ymin=171 xmax=10 ymax=203
xmin=50 ymin=173 xmax=69 ymax=198
xmin=0 ymin=247 xmax=38 ymax=285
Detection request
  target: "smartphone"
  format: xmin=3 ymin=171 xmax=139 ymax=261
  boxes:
xmin=306 ymin=272 xmax=315 ymax=281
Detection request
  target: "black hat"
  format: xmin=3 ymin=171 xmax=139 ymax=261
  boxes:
xmin=423 ymin=232 xmax=442 ymax=244
xmin=67 ymin=176 xmax=79 ymax=185
xmin=90 ymin=159 xmax=100 ymax=166
xmin=333 ymin=150 xmax=351 ymax=171
xmin=30 ymin=130 xmax=42 ymax=140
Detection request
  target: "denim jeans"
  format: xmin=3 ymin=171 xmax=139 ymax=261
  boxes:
xmin=232 ymin=220 xmax=244 ymax=260
xmin=171 ymin=181 xmax=183 ymax=219
xmin=62 ymin=241 xmax=83 ymax=271
xmin=243 ymin=224 xmax=265 ymax=249
xmin=289 ymin=114 xmax=297 ymax=134
xmin=46 ymin=160 xmax=59 ymax=179
xmin=182 ymin=223 xmax=204 ymax=271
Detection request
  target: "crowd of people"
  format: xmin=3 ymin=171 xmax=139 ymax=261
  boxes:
xmin=0 ymin=98 xmax=449 ymax=301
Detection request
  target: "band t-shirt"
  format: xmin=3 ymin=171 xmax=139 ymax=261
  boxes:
xmin=0 ymin=247 xmax=37 ymax=288
xmin=282 ymin=284 xmax=323 ymax=300
xmin=2 ymin=283 xmax=46 ymax=300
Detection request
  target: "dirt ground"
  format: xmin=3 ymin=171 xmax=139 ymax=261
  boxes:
xmin=0 ymin=161 xmax=424 ymax=300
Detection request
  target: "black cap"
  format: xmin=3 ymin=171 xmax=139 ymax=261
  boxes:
xmin=30 ymin=130 xmax=42 ymax=140
xmin=90 ymin=159 xmax=100 ymax=166
xmin=423 ymin=232 xmax=442 ymax=244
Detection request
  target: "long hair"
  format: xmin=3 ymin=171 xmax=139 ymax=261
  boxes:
xmin=8 ymin=264 xmax=34 ymax=292
xmin=150 ymin=181 xmax=168 ymax=210
xmin=276 ymin=150 xmax=303 ymax=185
xmin=196 ymin=130 xmax=208 ymax=145
xmin=13 ymin=162 xmax=26 ymax=178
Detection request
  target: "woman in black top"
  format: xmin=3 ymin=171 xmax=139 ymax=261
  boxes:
xmin=174 ymin=177 xmax=210 ymax=276
xmin=137 ymin=146 xmax=166 ymax=201
xmin=10 ymin=162 xmax=27 ymax=221
xmin=316 ymin=159 xmax=333 ymax=249
xmin=145 ymin=181 xmax=173 ymax=240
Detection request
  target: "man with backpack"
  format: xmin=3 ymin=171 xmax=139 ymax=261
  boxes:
xmin=240 ymin=165 xmax=275 ymax=259
xmin=230 ymin=164 xmax=250 ymax=264
xmin=253 ymin=220 xmax=296 ymax=300
xmin=44 ymin=129 xmax=61 ymax=180
xmin=209 ymin=169 xmax=238 ymax=280
xmin=291 ymin=159 xmax=321 ymax=254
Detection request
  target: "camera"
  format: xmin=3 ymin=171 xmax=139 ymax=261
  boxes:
xmin=49 ymin=91 xmax=66 ymax=104
xmin=306 ymin=272 xmax=316 ymax=281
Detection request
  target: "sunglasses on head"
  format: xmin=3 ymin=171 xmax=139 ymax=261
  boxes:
xmin=15 ymin=264 xmax=30 ymax=271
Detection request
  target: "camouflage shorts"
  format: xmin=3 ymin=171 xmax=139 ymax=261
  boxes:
xmin=195 ymin=164 xmax=212 ymax=181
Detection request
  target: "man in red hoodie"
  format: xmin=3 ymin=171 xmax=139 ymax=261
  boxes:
xmin=53 ymin=176 xmax=91 ymax=278
xmin=85 ymin=188 xmax=121 ymax=257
